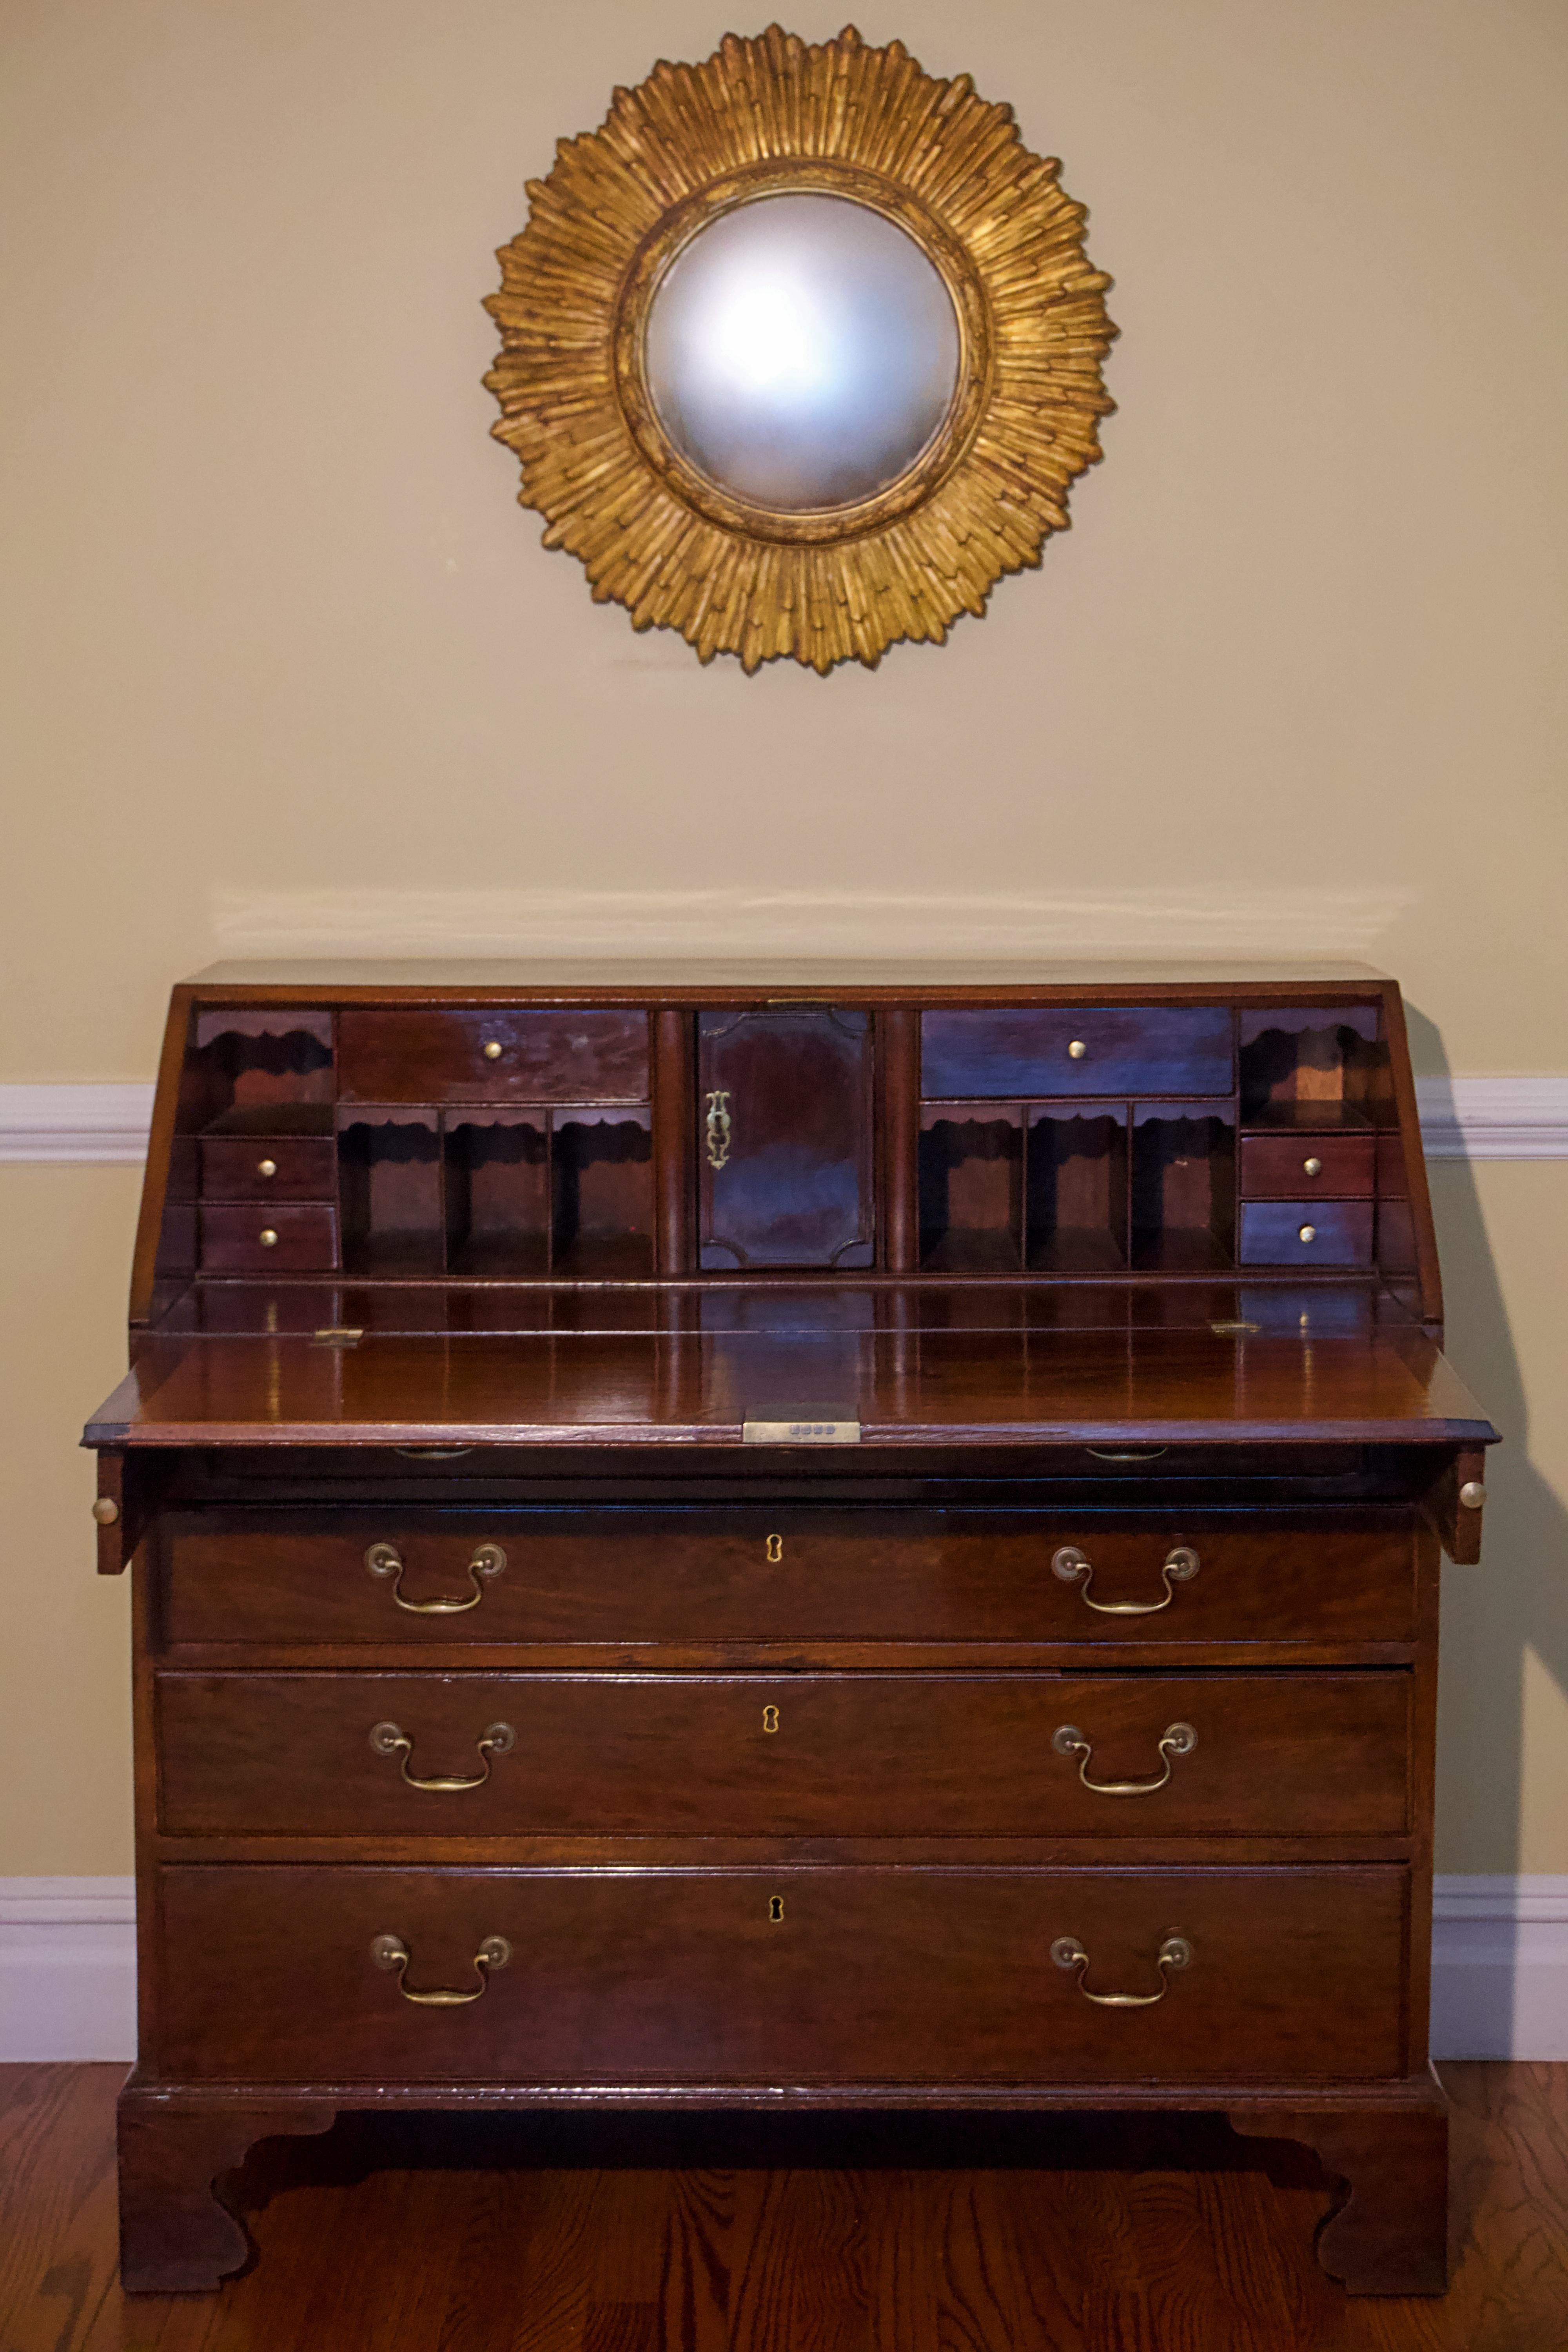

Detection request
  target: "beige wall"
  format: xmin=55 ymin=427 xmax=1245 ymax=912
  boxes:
xmin=2 ymin=0 xmax=1564 ymax=1875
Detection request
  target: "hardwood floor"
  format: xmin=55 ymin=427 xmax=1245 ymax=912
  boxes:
xmin=4 ymin=2066 xmax=1567 ymax=2352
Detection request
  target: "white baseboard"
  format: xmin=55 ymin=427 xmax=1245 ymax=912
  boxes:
xmin=2 ymin=1875 xmax=1565 ymax=2065
xmin=1428 ymin=1876 xmax=1568 ymax=2060
xmin=0 ymin=1878 xmax=137 ymax=2060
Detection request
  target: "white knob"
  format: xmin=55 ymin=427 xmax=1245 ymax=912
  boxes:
xmin=1302 ymin=1156 xmax=1322 ymax=1177
xmin=1298 ymin=1224 xmax=1316 ymax=1244
xmin=259 ymin=1228 xmax=279 ymax=1249
xmin=1067 ymin=1039 xmax=1087 ymax=1060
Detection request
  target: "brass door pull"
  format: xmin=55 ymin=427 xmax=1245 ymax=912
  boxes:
xmin=370 ymin=1933 xmax=510 ymax=2006
xmin=364 ymin=1541 xmax=506 ymax=1614
xmin=1051 ymin=1720 xmax=1196 ymax=1795
xmin=369 ymin=1719 xmax=515 ymax=1791
xmin=1051 ymin=1544 xmax=1199 ymax=1616
xmin=704 ymin=1089 xmax=732 ymax=1169
xmin=1051 ymin=1934 xmax=1191 ymax=2007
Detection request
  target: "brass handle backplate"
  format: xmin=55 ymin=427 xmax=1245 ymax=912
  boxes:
xmin=365 ymin=1541 xmax=506 ymax=1615
xmin=1052 ymin=1720 xmax=1196 ymax=1796
xmin=370 ymin=1932 xmax=510 ymax=2006
xmin=1051 ymin=1544 xmax=1200 ymax=1616
xmin=1051 ymin=1933 xmax=1191 ymax=2007
xmin=705 ymin=1089 xmax=732 ymax=1170
xmin=369 ymin=1719 xmax=515 ymax=1791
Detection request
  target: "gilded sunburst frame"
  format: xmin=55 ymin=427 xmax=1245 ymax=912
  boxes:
xmin=484 ymin=25 xmax=1116 ymax=673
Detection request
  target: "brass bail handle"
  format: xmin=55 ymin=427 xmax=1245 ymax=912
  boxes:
xmin=369 ymin=1719 xmax=515 ymax=1792
xmin=364 ymin=1541 xmax=506 ymax=1615
xmin=1052 ymin=1720 xmax=1196 ymax=1797
xmin=704 ymin=1089 xmax=732 ymax=1170
xmin=1051 ymin=1933 xmax=1192 ymax=2007
xmin=370 ymin=1933 xmax=511 ymax=2007
xmin=1051 ymin=1544 xmax=1200 ymax=1617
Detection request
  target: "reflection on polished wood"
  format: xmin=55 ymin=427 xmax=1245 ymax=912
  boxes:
xmin=88 ymin=1314 xmax=1494 ymax=1448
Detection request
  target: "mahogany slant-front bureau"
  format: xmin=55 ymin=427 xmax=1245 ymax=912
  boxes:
xmin=84 ymin=963 xmax=1497 ymax=2296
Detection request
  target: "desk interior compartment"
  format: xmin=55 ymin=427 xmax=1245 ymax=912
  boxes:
xmin=443 ymin=1113 xmax=548 ymax=1279
xmin=551 ymin=1107 xmax=654 ymax=1280
xmin=338 ymin=1108 xmax=445 ymax=1278
xmin=1027 ymin=1107 xmax=1129 ymax=1272
xmin=1239 ymin=1007 xmax=1390 ymax=1129
xmin=1132 ymin=1104 xmax=1236 ymax=1271
xmin=918 ymin=1103 xmax=1023 ymax=1270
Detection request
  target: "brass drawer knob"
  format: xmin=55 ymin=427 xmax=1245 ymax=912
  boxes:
xmin=1302 ymin=1155 xmax=1322 ymax=1177
xmin=1067 ymin=1039 xmax=1088 ymax=1060
xmin=370 ymin=1932 xmax=510 ymax=2006
xmin=1459 ymin=1480 xmax=1487 ymax=1510
xmin=482 ymin=1039 xmax=504 ymax=1060
xmin=92 ymin=1496 xmax=120 ymax=1526
xmin=257 ymin=1158 xmax=278 ymax=1178
xmin=1051 ymin=1544 xmax=1200 ymax=1616
xmin=369 ymin=1719 xmax=515 ymax=1791
xmin=258 ymin=1228 xmax=279 ymax=1249
xmin=1298 ymin=1224 xmax=1316 ymax=1244
xmin=1051 ymin=1933 xmax=1191 ymax=2007
xmin=1052 ymin=1720 xmax=1196 ymax=1796
xmin=365 ymin=1540 xmax=506 ymax=1614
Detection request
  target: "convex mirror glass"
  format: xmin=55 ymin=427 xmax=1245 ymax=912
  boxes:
xmin=643 ymin=192 xmax=962 ymax=513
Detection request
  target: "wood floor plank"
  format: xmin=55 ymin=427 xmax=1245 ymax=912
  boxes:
xmin=660 ymin=2165 xmax=759 ymax=2352
xmin=9 ymin=2066 xmax=1568 ymax=2352
xmin=0 ymin=2066 xmax=125 ymax=2352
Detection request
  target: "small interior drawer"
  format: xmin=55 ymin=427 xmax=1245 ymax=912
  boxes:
xmin=198 ymin=1201 xmax=340 ymax=1274
xmin=920 ymin=1007 xmax=1234 ymax=1099
xmin=1238 ymin=1200 xmax=1374 ymax=1267
xmin=200 ymin=1135 xmax=338 ymax=1200
xmin=338 ymin=1011 xmax=649 ymax=1104
xmin=1240 ymin=1134 xmax=1376 ymax=1199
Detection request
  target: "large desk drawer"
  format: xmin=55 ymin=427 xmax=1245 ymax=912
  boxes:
xmin=155 ymin=1670 xmax=1410 ymax=1839
xmin=153 ymin=1863 xmax=1408 ymax=2084
xmin=156 ymin=1514 xmax=1418 ymax=1649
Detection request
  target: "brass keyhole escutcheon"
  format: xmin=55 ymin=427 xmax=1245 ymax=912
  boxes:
xmin=705 ymin=1089 xmax=732 ymax=1170
xmin=769 ymin=1895 xmax=785 ymax=1924
xmin=762 ymin=1704 xmax=780 ymax=1735
xmin=766 ymin=1534 xmax=783 ymax=1563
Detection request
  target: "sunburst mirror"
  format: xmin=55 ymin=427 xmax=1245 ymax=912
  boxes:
xmin=484 ymin=25 xmax=1116 ymax=673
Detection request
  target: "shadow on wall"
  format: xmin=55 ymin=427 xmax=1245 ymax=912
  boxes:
xmin=1407 ymin=1008 xmax=1568 ymax=2060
